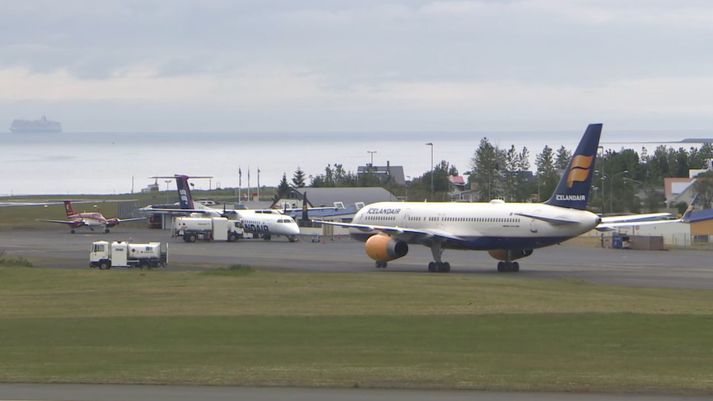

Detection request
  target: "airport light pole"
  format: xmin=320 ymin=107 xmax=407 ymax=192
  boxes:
xmin=608 ymin=170 xmax=628 ymax=213
xmin=367 ymin=151 xmax=377 ymax=169
xmin=238 ymin=168 xmax=242 ymax=204
xmin=426 ymin=142 xmax=434 ymax=197
xmin=164 ymin=180 xmax=171 ymax=204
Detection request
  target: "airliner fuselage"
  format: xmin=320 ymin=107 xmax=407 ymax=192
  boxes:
xmin=350 ymin=201 xmax=600 ymax=250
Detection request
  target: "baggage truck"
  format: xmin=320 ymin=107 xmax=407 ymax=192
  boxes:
xmin=90 ymin=240 xmax=167 ymax=269
xmin=173 ymin=216 xmax=243 ymax=242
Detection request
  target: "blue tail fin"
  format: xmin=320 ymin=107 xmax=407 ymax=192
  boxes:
xmin=545 ymin=123 xmax=602 ymax=210
xmin=174 ymin=175 xmax=195 ymax=209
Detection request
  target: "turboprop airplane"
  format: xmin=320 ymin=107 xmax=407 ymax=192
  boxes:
xmin=316 ymin=123 xmax=607 ymax=273
xmin=40 ymin=200 xmax=145 ymax=233
xmin=140 ymin=175 xmax=301 ymax=241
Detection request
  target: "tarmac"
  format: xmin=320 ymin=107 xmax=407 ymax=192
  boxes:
xmin=1 ymin=227 xmax=712 ymax=289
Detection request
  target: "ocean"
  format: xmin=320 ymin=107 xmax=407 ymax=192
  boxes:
xmin=0 ymin=129 xmax=709 ymax=195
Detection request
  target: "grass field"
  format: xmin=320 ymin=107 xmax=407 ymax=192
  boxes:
xmin=0 ymin=265 xmax=712 ymax=393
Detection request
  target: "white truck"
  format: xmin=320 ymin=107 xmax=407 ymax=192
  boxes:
xmin=90 ymin=240 xmax=167 ymax=269
xmin=173 ymin=216 xmax=243 ymax=243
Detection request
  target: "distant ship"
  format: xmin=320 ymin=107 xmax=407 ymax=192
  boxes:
xmin=9 ymin=115 xmax=62 ymax=133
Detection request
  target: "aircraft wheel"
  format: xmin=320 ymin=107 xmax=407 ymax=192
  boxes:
xmin=513 ymin=262 xmax=520 ymax=272
xmin=428 ymin=262 xmax=436 ymax=272
xmin=70 ymin=229 xmax=75 ymax=234
xmin=104 ymin=228 xmax=110 ymax=234
xmin=497 ymin=261 xmax=504 ymax=272
xmin=375 ymin=261 xmax=387 ymax=269
xmin=440 ymin=262 xmax=451 ymax=273
xmin=263 ymin=235 xmax=272 ymax=241
xmin=288 ymin=235 xmax=297 ymax=243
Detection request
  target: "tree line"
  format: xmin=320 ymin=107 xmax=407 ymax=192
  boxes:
xmin=275 ymin=141 xmax=713 ymax=213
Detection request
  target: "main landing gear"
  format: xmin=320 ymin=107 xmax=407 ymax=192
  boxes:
xmin=497 ymin=261 xmax=520 ymax=273
xmin=375 ymin=261 xmax=388 ymax=269
xmin=428 ymin=242 xmax=451 ymax=273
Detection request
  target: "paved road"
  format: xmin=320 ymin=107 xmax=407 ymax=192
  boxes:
xmin=0 ymin=384 xmax=708 ymax=401
xmin=1 ymin=228 xmax=712 ymax=289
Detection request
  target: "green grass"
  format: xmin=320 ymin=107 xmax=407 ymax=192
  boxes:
xmin=0 ymin=266 xmax=712 ymax=392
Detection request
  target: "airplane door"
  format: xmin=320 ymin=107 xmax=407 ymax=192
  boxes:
xmin=529 ymin=218 xmax=538 ymax=233
xmin=398 ymin=209 xmax=410 ymax=226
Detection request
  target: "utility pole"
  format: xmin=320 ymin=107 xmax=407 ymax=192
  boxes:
xmin=257 ymin=167 xmax=261 ymax=201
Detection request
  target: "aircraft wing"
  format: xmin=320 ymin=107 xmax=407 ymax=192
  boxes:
xmin=596 ymin=219 xmax=684 ymax=232
xmin=314 ymin=220 xmax=465 ymax=241
xmin=139 ymin=207 xmax=225 ymax=216
xmin=596 ymin=208 xmax=693 ymax=232
xmin=514 ymin=212 xmax=580 ymax=225
xmin=599 ymin=213 xmax=674 ymax=224
xmin=117 ymin=217 xmax=147 ymax=222
xmin=37 ymin=219 xmax=83 ymax=226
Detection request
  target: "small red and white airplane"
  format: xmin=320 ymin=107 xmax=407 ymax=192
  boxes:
xmin=40 ymin=200 xmax=145 ymax=233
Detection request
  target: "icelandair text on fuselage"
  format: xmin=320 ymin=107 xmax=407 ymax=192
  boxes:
xmin=367 ymin=208 xmax=402 ymax=215
xmin=556 ymin=194 xmax=586 ymax=201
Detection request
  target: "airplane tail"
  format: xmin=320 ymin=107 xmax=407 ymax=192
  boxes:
xmin=545 ymin=123 xmax=602 ymax=210
xmin=175 ymin=175 xmax=195 ymax=209
xmin=63 ymin=200 xmax=76 ymax=217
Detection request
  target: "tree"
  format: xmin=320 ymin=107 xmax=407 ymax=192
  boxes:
xmin=536 ymin=145 xmax=558 ymax=201
xmin=470 ymin=137 xmax=505 ymax=201
xmin=503 ymin=145 xmax=519 ymax=201
xmin=555 ymin=145 xmax=572 ymax=171
xmin=292 ymin=167 xmax=306 ymax=188
xmin=693 ymin=171 xmax=713 ymax=209
xmin=276 ymin=173 xmax=291 ymax=198
xmin=515 ymin=146 xmax=533 ymax=201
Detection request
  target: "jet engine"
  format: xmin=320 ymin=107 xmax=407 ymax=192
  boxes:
xmin=365 ymin=234 xmax=409 ymax=262
xmin=488 ymin=249 xmax=533 ymax=261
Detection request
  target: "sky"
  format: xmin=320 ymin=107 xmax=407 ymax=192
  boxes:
xmin=2 ymin=0 xmax=713 ymax=133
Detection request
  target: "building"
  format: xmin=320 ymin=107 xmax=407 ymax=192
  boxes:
xmin=356 ymin=162 xmax=406 ymax=186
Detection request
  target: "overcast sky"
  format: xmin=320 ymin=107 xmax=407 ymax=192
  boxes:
xmin=2 ymin=0 xmax=713 ymax=132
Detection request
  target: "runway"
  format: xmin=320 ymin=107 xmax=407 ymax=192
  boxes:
xmin=1 ymin=228 xmax=712 ymax=289
xmin=0 ymin=384 xmax=709 ymax=401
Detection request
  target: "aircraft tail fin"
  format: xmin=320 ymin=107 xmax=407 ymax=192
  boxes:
xmin=545 ymin=123 xmax=602 ymax=210
xmin=63 ymin=200 xmax=76 ymax=217
xmin=175 ymin=175 xmax=195 ymax=209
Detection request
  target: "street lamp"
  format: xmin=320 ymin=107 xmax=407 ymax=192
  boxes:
xmin=425 ymin=143 xmax=434 ymax=197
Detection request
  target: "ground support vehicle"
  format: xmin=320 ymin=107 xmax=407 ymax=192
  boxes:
xmin=173 ymin=217 xmax=243 ymax=243
xmin=90 ymin=241 xmax=167 ymax=269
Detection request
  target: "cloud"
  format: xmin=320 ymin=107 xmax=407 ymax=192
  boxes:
xmin=2 ymin=1 xmax=713 ymax=130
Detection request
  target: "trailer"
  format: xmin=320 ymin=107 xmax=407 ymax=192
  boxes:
xmin=90 ymin=240 xmax=167 ymax=269
xmin=173 ymin=216 xmax=243 ymax=242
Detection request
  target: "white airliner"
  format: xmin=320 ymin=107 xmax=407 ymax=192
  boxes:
xmin=140 ymin=175 xmax=300 ymax=241
xmin=317 ymin=123 xmax=609 ymax=273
